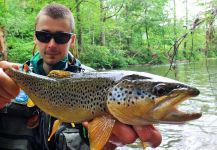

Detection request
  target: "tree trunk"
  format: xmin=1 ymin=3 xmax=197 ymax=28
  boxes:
xmin=144 ymin=5 xmax=150 ymax=50
xmin=173 ymin=0 xmax=177 ymax=63
xmin=125 ymin=4 xmax=131 ymax=50
xmin=0 ymin=27 xmax=7 ymax=61
xmin=75 ymin=0 xmax=83 ymax=54
xmin=183 ymin=0 xmax=188 ymax=53
xmin=99 ymin=0 xmax=106 ymax=46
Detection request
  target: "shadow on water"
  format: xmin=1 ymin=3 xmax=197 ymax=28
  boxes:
xmin=117 ymin=58 xmax=217 ymax=150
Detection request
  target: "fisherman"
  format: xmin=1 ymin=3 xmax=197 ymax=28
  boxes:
xmin=0 ymin=3 xmax=162 ymax=150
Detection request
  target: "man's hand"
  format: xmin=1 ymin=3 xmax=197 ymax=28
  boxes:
xmin=104 ymin=122 xmax=162 ymax=150
xmin=83 ymin=121 xmax=162 ymax=150
xmin=0 ymin=61 xmax=20 ymax=108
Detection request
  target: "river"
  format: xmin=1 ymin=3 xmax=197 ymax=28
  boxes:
xmin=117 ymin=58 xmax=217 ymax=150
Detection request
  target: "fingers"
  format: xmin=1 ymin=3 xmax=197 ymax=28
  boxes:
xmin=0 ymin=61 xmax=20 ymax=107
xmin=110 ymin=121 xmax=137 ymax=145
xmin=82 ymin=121 xmax=88 ymax=128
xmin=0 ymin=68 xmax=20 ymax=97
xmin=110 ymin=123 xmax=162 ymax=148
xmin=103 ymin=142 xmax=117 ymax=150
xmin=84 ymin=120 xmax=162 ymax=149
xmin=0 ymin=61 xmax=20 ymax=70
xmin=0 ymin=95 xmax=9 ymax=108
xmin=133 ymin=125 xmax=162 ymax=148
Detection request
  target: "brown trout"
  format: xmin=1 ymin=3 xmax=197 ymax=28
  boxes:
xmin=6 ymin=68 xmax=202 ymax=150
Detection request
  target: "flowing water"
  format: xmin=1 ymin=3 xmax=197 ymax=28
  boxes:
xmin=118 ymin=58 xmax=217 ymax=150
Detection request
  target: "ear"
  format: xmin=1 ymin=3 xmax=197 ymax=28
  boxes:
xmin=70 ymin=34 xmax=76 ymax=48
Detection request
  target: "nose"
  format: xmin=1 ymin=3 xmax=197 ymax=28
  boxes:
xmin=48 ymin=38 xmax=58 ymax=48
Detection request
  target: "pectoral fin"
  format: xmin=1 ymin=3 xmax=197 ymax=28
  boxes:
xmin=48 ymin=120 xmax=62 ymax=141
xmin=88 ymin=115 xmax=115 ymax=150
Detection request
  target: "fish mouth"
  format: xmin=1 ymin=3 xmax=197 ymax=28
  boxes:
xmin=151 ymin=88 xmax=202 ymax=124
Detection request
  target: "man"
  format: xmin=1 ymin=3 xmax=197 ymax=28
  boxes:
xmin=0 ymin=3 xmax=162 ymax=150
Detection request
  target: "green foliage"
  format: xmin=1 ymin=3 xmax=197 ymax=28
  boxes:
xmin=7 ymin=37 xmax=33 ymax=63
xmin=80 ymin=45 xmax=113 ymax=68
xmin=80 ymin=45 xmax=127 ymax=69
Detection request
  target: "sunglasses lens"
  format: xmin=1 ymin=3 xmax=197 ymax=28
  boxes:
xmin=35 ymin=31 xmax=72 ymax=44
xmin=35 ymin=31 xmax=52 ymax=43
xmin=54 ymin=32 xmax=72 ymax=44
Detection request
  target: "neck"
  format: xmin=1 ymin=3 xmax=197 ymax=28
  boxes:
xmin=43 ymin=62 xmax=54 ymax=75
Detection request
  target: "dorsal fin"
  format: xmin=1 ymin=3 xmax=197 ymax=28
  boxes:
xmin=47 ymin=70 xmax=72 ymax=78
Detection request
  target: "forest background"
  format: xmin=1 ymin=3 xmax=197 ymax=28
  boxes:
xmin=0 ymin=0 xmax=217 ymax=69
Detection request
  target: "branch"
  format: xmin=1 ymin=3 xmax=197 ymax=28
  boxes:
xmin=103 ymin=4 xmax=124 ymax=21
xmin=167 ymin=8 xmax=217 ymax=71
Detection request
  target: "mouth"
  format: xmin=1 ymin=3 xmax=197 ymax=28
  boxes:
xmin=45 ymin=51 xmax=60 ymax=56
xmin=151 ymin=88 xmax=202 ymax=124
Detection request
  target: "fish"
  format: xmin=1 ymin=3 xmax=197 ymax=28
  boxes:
xmin=6 ymin=68 xmax=202 ymax=150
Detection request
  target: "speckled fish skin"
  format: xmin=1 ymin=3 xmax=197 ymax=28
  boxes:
xmin=6 ymin=69 xmax=201 ymax=124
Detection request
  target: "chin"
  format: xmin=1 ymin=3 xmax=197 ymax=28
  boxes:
xmin=45 ymin=59 xmax=59 ymax=66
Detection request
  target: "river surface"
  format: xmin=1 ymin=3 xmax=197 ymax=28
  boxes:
xmin=117 ymin=58 xmax=217 ymax=150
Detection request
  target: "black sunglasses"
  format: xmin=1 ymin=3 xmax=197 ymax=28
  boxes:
xmin=35 ymin=30 xmax=73 ymax=44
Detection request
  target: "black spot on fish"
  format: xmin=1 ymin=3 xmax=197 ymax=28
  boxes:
xmin=129 ymin=91 xmax=132 ymax=94
xmin=120 ymin=87 xmax=123 ymax=91
xmin=117 ymin=94 xmax=120 ymax=97
xmin=148 ymin=94 xmax=151 ymax=97
xmin=137 ymin=91 xmax=141 ymax=95
xmin=117 ymin=102 xmax=121 ymax=105
xmin=109 ymin=92 xmax=112 ymax=96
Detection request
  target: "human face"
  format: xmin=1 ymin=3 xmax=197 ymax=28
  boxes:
xmin=34 ymin=15 xmax=75 ymax=65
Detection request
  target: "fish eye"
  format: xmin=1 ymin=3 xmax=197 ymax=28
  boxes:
xmin=153 ymin=83 xmax=167 ymax=96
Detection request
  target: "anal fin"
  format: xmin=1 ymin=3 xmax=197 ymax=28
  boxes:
xmin=88 ymin=115 xmax=115 ymax=150
xmin=48 ymin=120 xmax=62 ymax=141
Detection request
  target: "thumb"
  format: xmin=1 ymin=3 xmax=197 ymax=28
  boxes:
xmin=12 ymin=64 xmax=20 ymax=70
